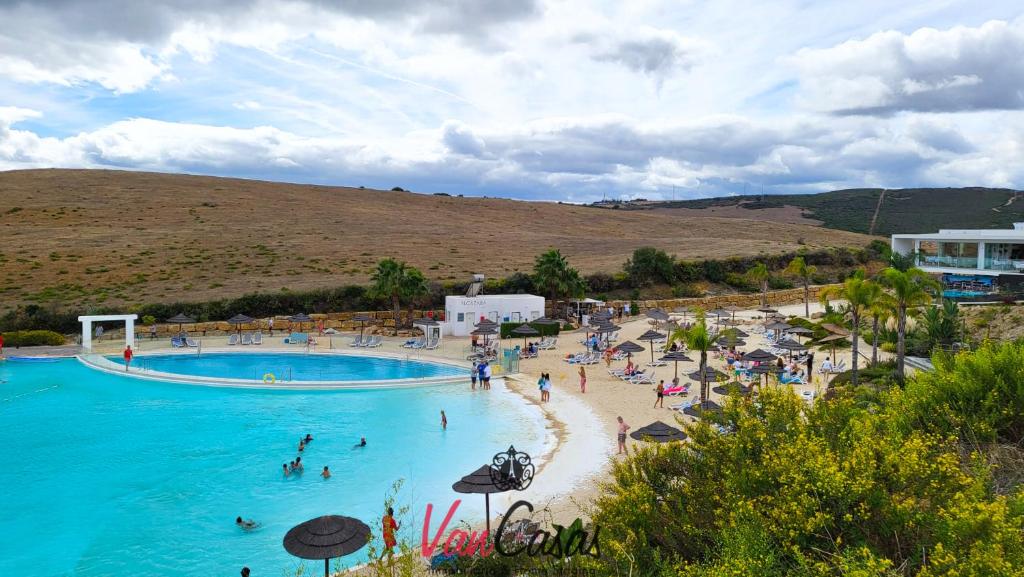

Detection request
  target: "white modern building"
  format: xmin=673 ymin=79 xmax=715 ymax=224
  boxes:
xmin=444 ymin=294 xmax=545 ymax=336
xmin=891 ymin=223 xmax=1024 ymax=280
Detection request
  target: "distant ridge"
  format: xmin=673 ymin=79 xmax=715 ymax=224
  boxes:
xmin=590 ymin=187 xmax=1024 ymax=236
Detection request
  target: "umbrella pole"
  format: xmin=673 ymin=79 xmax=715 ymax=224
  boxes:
xmin=325 ymin=558 xmax=329 ymax=577
xmin=485 ymin=493 xmax=491 ymax=536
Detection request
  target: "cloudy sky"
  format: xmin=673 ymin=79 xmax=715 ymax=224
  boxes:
xmin=1 ymin=0 xmax=1023 ymax=201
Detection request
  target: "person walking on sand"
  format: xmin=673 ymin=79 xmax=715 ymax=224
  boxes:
xmin=123 ymin=345 xmax=133 ymax=371
xmin=617 ymin=416 xmax=630 ymax=455
xmin=381 ymin=506 xmax=400 ymax=561
xmin=578 ymin=365 xmax=587 ymax=393
xmin=268 ymin=317 xmax=274 ymax=336
xmin=654 ymin=380 xmax=665 ymax=408
xmin=440 ymin=410 xmax=447 ymax=430
xmin=806 ymin=351 xmax=815 ymax=383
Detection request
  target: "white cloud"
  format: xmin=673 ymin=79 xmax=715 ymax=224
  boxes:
xmin=794 ymin=19 xmax=1024 ymax=114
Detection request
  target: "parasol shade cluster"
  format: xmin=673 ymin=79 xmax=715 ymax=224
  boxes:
xmin=629 ymin=420 xmax=686 ymax=442
xmin=283 ymin=515 xmax=371 ymax=577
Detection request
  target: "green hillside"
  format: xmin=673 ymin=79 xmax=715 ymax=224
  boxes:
xmin=597 ymin=187 xmax=1024 ymax=235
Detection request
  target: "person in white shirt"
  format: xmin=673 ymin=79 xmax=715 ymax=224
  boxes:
xmin=819 ymin=357 xmax=834 ymax=374
xmin=482 ymin=362 xmax=493 ymax=390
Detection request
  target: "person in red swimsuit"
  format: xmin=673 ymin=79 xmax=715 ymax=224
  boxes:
xmin=123 ymin=345 xmax=133 ymax=372
xmin=381 ymin=506 xmax=399 ymax=560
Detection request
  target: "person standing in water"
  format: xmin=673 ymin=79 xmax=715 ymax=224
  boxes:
xmin=578 ymin=365 xmax=587 ymax=393
xmin=123 ymin=345 xmax=133 ymax=372
xmin=470 ymin=362 xmax=478 ymax=390
xmin=321 ymin=466 xmax=331 ymax=479
xmin=616 ymin=416 xmax=630 ymax=455
xmin=440 ymin=410 xmax=447 ymax=430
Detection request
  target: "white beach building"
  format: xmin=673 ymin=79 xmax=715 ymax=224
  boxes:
xmin=444 ymin=294 xmax=545 ymax=336
xmin=891 ymin=223 xmax=1024 ymax=294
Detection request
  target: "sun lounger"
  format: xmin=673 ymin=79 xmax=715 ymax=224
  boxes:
xmin=349 ymin=336 xmax=364 ymax=347
xmin=186 ymin=337 xmax=199 ymax=347
xmin=241 ymin=333 xmax=253 ymax=345
xmin=630 ymin=372 xmax=655 ymax=384
xmin=425 ymin=338 xmax=440 ymax=350
xmin=171 ymin=336 xmax=185 ymax=348
xmin=251 ymin=332 xmax=262 ymax=345
xmin=646 ymin=360 xmax=668 ymax=367
xmin=285 ymin=332 xmax=308 ymax=345
xmin=367 ymin=335 xmax=383 ymax=348
xmin=228 ymin=334 xmax=240 ymax=345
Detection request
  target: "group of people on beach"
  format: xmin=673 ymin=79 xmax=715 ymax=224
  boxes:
xmin=469 ymin=360 xmax=492 ymax=390
xmin=537 ymin=372 xmax=553 ymax=401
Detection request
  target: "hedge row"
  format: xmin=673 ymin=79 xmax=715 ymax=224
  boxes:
xmin=1 ymin=330 xmax=66 ymax=347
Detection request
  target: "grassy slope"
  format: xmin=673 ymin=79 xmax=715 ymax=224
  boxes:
xmin=0 ymin=169 xmax=873 ymax=311
xmin=603 ymin=187 xmax=1024 ymax=235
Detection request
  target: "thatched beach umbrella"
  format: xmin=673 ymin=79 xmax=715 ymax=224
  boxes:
xmin=283 ymin=515 xmax=371 ymax=577
xmin=511 ymin=323 xmax=540 ymax=348
xmin=614 ymin=340 xmax=645 ymax=362
xmin=817 ymin=333 xmax=848 ymax=360
xmin=660 ymin=350 xmax=693 ymax=380
xmin=471 ymin=325 xmax=498 ymax=346
xmin=821 ymin=323 xmax=850 ymax=336
xmin=289 ymin=313 xmax=313 ymax=332
xmin=227 ymin=314 xmax=254 ymax=335
xmin=689 ymin=365 xmax=728 ymax=383
xmin=646 ymin=308 xmax=670 ymax=322
xmin=708 ymin=309 xmax=729 ymax=325
xmin=722 ymin=305 xmax=743 ymax=323
xmin=638 ymin=330 xmax=665 ymax=364
xmin=673 ymin=306 xmax=691 ymax=322
xmin=749 ymin=363 xmax=781 ymax=387
xmin=166 ymin=313 xmax=195 ymax=335
xmin=785 ymin=326 xmax=813 ymax=343
xmin=452 ymin=465 xmax=512 ymax=536
xmin=352 ymin=313 xmax=374 ymax=340
xmin=630 ymin=420 xmax=686 ymax=443
xmin=775 ymin=338 xmax=808 ymax=358
xmin=683 ymin=400 xmax=723 ymax=419
xmin=712 ymin=381 xmax=752 ymax=397
xmin=742 ymin=348 xmax=777 ymax=362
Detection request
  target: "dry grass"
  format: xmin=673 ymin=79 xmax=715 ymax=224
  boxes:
xmin=0 ymin=169 xmax=875 ymax=309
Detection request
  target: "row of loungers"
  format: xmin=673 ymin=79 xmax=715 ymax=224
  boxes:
xmin=170 ymin=336 xmax=199 ymax=348
xmin=350 ymin=335 xmax=383 ymax=348
xmin=228 ymin=332 xmax=264 ymax=345
xmin=401 ymin=337 xmax=440 ymax=350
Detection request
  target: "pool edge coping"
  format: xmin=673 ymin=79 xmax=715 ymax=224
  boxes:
xmin=77 ymin=348 xmax=479 ymax=390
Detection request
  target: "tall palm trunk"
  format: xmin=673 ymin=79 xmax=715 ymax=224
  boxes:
xmin=803 ymin=280 xmax=810 ymax=318
xmin=896 ymin=305 xmax=907 ymax=382
xmin=871 ymin=314 xmax=880 ymax=366
xmin=850 ymin=312 xmax=860 ymax=387
xmin=699 ymin=351 xmax=708 ymax=406
xmin=392 ymin=293 xmax=401 ymax=332
xmin=760 ymin=281 xmax=768 ymax=307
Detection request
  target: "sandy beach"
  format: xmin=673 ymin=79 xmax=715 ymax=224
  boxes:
xmin=80 ymin=300 xmax=875 ymax=532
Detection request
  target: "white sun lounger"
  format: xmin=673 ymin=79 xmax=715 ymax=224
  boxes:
xmin=241 ymin=333 xmax=252 ymax=345
xmin=228 ymin=334 xmax=239 ymax=345
xmin=185 ymin=337 xmax=199 ymax=348
xmin=252 ymin=332 xmax=262 ymax=345
xmin=350 ymin=336 xmax=364 ymax=347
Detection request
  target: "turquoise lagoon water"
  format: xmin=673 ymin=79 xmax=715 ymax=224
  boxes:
xmin=107 ymin=352 xmax=465 ymax=382
xmin=0 ymin=358 xmax=545 ymax=576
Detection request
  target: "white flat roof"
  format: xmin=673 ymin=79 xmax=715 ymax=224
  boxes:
xmin=893 ymin=230 xmax=1024 ymax=241
xmin=78 ymin=314 xmax=138 ymax=321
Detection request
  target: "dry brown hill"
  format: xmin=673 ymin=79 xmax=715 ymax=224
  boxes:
xmin=0 ymin=169 xmax=875 ymax=310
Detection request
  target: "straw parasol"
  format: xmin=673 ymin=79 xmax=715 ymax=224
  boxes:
xmin=630 ymin=420 xmax=686 ymax=442
xmin=511 ymin=323 xmax=540 ymax=348
xmin=683 ymin=400 xmax=724 ymax=419
xmin=765 ymin=321 xmax=792 ymax=332
xmin=646 ymin=308 xmax=670 ymax=322
xmin=613 ymin=340 xmax=645 ymax=362
xmin=166 ymin=313 xmax=195 ymax=335
xmin=689 ymin=366 xmax=728 ymax=383
xmin=742 ymin=348 xmax=777 ymax=362
xmin=673 ymin=306 xmax=691 ymax=322
xmin=821 ymin=323 xmax=850 ymax=336
xmin=283 ymin=515 xmax=371 ymax=577
xmin=774 ymin=338 xmax=808 ymax=358
xmin=817 ymin=333 xmax=848 ymax=359
xmin=452 ymin=465 xmax=513 ymax=536
xmin=637 ymin=330 xmax=665 ymax=364
xmin=757 ymin=307 xmax=778 ymax=314
xmin=712 ymin=381 xmax=752 ymax=397
xmin=227 ymin=314 xmax=254 ymax=335
xmin=660 ymin=350 xmax=693 ymax=379
xmin=352 ymin=313 xmax=374 ymax=341
xmin=785 ymin=326 xmax=813 ymax=343
xmin=289 ymin=313 xmax=313 ymax=332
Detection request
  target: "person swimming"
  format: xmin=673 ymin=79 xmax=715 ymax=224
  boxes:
xmin=354 ymin=437 xmax=367 ymax=448
xmin=283 ymin=463 xmax=290 ymax=477
xmin=236 ymin=516 xmax=258 ymax=531
xmin=298 ymin=440 xmax=305 ymax=452
xmin=321 ymin=466 xmax=331 ymax=479
xmin=293 ymin=457 xmax=304 ymax=472
xmin=304 ymin=434 xmax=313 ymax=443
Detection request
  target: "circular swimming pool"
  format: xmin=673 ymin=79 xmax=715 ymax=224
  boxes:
xmin=102 ymin=351 xmax=466 ymax=386
xmin=0 ymin=358 xmax=546 ymax=576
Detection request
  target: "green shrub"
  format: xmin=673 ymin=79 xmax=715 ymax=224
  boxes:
xmin=671 ymin=283 xmax=704 ymax=298
xmin=767 ymin=275 xmax=793 ymax=290
xmin=2 ymin=330 xmax=65 ymax=347
xmin=724 ymin=272 xmax=756 ymax=291
xmin=499 ymin=321 xmax=560 ymax=339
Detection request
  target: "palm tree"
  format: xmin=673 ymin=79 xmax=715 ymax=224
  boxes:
xmin=819 ymin=270 xmax=877 ymax=387
xmin=784 ymin=256 xmax=818 ymax=318
xmin=668 ymin=312 xmax=713 ymax=406
xmin=370 ymin=258 xmax=427 ymax=328
xmin=532 ymin=249 xmax=587 ymax=305
xmin=400 ymin=267 xmax=431 ymax=328
xmin=880 ymin=267 xmax=940 ymax=381
xmin=867 ymin=287 xmax=891 ymax=367
xmin=746 ymin=262 xmax=770 ymax=307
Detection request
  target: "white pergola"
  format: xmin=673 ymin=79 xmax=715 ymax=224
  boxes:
xmin=78 ymin=314 xmax=138 ymax=352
